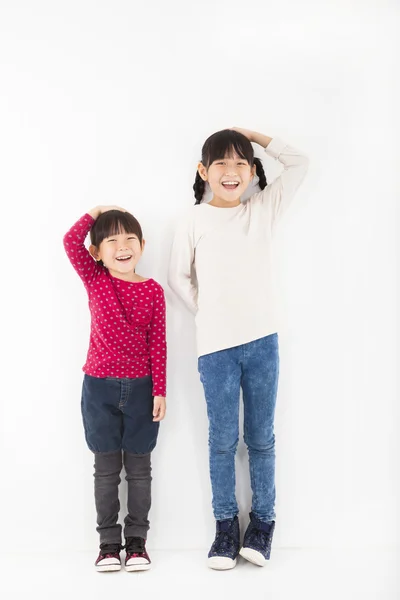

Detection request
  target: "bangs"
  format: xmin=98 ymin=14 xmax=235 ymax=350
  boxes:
xmin=90 ymin=210 xmax=143 ymax=247
xmin=202 ymin=129 xmax=254 ymax=167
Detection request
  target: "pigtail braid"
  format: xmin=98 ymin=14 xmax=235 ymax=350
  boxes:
xmin=193 ymin=171 xmax=206 ymax=205
xmin=254 ymin=157 xmax=267 ymax=190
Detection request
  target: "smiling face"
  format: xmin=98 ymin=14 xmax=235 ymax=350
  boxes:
xmin=91 ymin=231 xmax=144 ymax=277
xmin=198 ymin=152 xmax=255 ymax=207
xmin=89 ymin=210 xmax=145 ymax=280
xmin=197 ymin=129 xmax=256 ymax=208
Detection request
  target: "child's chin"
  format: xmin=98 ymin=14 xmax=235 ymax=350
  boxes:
xmin=220 ymin=189 xmax=242 ymax=200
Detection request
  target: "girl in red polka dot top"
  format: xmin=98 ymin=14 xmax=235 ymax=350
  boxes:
xmin=63 ymin=205 xmax=166 ymax=572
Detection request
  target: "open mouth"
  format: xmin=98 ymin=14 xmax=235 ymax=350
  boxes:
xmin=221 ymin=181 xmax=240 ymax=191
xmin=116 ymin=255 xmax=132 ymax=262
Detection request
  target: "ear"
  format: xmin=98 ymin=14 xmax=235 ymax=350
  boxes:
xmin=198 ymin=162 xmax=208 ymax=181
xmin=251 ymin=164 xmax=257 ymax=178
xmin=141 ymin=239 xmax=146 ymax=252
xmin=89 ymin=245 xmax=100 ymax=261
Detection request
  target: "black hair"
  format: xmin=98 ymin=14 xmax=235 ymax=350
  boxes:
xmin=90 ymin=210 xmax=143 ymax=248
xmin=193 ymin=129 xmax=267 ymax=204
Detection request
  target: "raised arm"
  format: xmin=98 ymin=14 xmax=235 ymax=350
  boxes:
xmin=63 ymin=213 xmax=99 ymax=288
xmin=63 ymin=205 xmax=125 ymax=288
xmin=232 ymin=127 xmax=309 ymax=222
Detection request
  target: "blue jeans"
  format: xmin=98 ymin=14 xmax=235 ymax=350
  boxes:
xmin=198 ymin=334 xmax=279 ymax=522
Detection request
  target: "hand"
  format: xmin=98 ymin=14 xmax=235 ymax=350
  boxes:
xmin=230 ymin=127 xmax=254 ymax=142
xmin=231 ymin=128 xmax=272 ymax=149
xmin=88 ymin=205 xmax=127 ymax=219
xmin=153 ymin=396 xmax=166 ymax=422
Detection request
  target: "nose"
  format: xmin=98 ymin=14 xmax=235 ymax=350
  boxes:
xmin=225 ymin=165 xmax=238 ymax=176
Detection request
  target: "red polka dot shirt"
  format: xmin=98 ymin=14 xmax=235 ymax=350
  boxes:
xmin=63 ymin=213 xmax=167 ymax=397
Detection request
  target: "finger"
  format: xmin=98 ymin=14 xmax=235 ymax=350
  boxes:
xmin=153 ymin=399 xmax=160 ymax=417
xmin=154 ymin=403 xmax=166 ymax=422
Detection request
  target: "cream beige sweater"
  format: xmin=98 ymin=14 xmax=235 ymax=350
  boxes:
xmin=168 ymin=137 xmax=309 ymax=357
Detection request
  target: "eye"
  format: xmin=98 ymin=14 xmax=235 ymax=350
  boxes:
xmin=127 ymin=236 xmax=137 ymax=240
xmin=107 ymin=238 xmax=117 ymax=242
xmin=215 ymin=161 xmax=225 ymax=165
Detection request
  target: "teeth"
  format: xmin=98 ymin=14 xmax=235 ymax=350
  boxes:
xmin=222 ymin=181 xmax=239 ymax=185
xmin=116 ymin=256 xmax=132 ymax=261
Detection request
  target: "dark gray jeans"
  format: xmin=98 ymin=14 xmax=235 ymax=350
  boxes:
xmin=94 ymin=450 xmax=152 ymax=544
xmin=81 ymin=374 xmax=159 ymax=545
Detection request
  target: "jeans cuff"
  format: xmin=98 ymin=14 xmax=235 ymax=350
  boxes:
xmin=124 ymin=525 xmax=149 ymax=540
xmin=214 ymin=512 xmax=239 ymax=521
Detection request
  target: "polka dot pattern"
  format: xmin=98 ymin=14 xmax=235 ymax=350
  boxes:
xmin=63 ymin=213 xmax=167 ymax=397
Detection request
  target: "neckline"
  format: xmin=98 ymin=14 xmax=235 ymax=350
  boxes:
xmin=109 ymin=273 xmax=153 ymax=285
xmin=202 ymin=201 xmax=243 ymax=211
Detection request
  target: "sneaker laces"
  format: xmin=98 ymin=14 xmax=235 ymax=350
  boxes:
xmin=247 ymin=520 xmax=273 ymax=549
xmin=125 ymin=536 xmax=145 ymax=554
xmin=212 ymin=520 xmax=236 ymax=553
xmin=99 ymin=543 xmax=122 ymax=558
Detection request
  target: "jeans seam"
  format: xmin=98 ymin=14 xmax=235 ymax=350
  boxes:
xmin=119 ymin=379 xmax=128 ymax=409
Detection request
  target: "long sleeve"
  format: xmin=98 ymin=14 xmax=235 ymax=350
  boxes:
xmin=168 ymin=211 xmax=198 ymax=315
xmin=259 ymin=137 xmax=309 ymax=225
xmin=63 ymin=213 xmax=101 ymax=289
xmin=148 ymin=284 xmax=167 ymax=397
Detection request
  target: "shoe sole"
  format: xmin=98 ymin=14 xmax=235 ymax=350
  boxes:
xmin=125 ymin=564 xmax=151 ymax=572
xmin=239 ymin=547 xmax=266 ymax=567
xmin=208 ymin=556 xmax=237 ymax=570
xmin=95 ymin=564 xmax=121 ymax=572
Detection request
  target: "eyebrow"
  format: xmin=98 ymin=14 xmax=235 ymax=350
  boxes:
xmin=213 ymin=157 xmax=248 ymax=162
xmin=105 ymin=232 xmax=137 ymax=239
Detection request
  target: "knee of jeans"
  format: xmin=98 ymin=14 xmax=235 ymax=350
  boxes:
xmin=209 ymin=433 xmax=239 ymax=454
xmin=245 ymin=433 xmax=275 ymax=454
xmin=94 ymin=450 xmax=123 ymax=476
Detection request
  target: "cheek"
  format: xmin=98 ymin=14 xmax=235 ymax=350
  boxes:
xmin=101 ymin=247 xmax=114 ymax=261
xmin=241 ymin=170 xmax=253 ymax=183
xmin=208 ymin=169 xmax=223 ymax=185
xmin=128 ymin=244 xmax=141 ymax=257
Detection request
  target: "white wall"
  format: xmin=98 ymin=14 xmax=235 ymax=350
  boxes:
xmin=0 ymin=0 xmax=397 ymax=553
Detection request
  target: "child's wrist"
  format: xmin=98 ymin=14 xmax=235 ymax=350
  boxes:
xmin=88 ymin=206 xmax=101 ymax=219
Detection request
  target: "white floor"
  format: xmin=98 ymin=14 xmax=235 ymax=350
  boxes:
xmin=1 ymin=548 xmax=398 ymax=600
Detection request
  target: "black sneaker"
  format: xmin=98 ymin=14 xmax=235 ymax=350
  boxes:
xmin=239 ymin=512 xmax=275 ymax=566
xmin=95 ymin=542 xmax=122 ymax=572
xmin=208 ymin=516 xmax=240 ymax=570
xmin=125 ymin=537 xmax=151 ymax=572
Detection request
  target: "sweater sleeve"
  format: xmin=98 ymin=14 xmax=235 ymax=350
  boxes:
xmin=63 ymin=213 xmax=101 ymax=289
xmin=168 ymin=210 xmax=198 ymax=315
xmin=257 ymin=138 xmax=309 ymax=226
xmin=148 ymin=284 xmax=167 ymax=397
